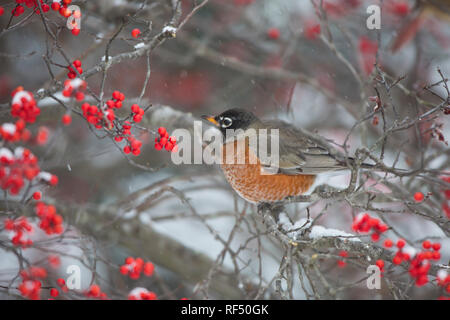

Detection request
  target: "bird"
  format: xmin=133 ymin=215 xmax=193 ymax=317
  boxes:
xmin=202 ymin=108 xmax=373 ymax=204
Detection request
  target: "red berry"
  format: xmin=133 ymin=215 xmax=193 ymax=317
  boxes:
xmin=414 ymin=192 xmax=424 ymax=202
xmin=384 ymin=239 xmax=393 ymax=248
xmin=432 ymin=251 xmax=441 ymax=260
xmin=397 ymin=239 xmax=405 ymax=249
xmin=371 ymin=233 xmax=380 ymax=242
xmin=375 ymin=259 xmax=384 ymax=269
xmin=131 ymin=28 xmax=141 ymax=38
xmin=0 ymin=6 xmax=4 ymax=16
xmin=158 ymin=127 xmax=167 ymax=136
xmin=62 ymin=114 xmax=72 ymax=125
xmin=56 ymin=278 xmax=65 ymax=287
xmin=267 ymin=28 xmax=280 ymax=40
xmin=125 ymin=257 xmax=134 ymax=264
xmin=88 ymin=285 xmax=100 ymax=297
xmin=393 ymin=256 xmax=402 ymax=265
xmin=50 ymin=288 xmax=59 ymax=297
xmin=51 ymin=2 xmax=60 ymax=11
xmin=143 ymin=262 xmax=154 ymax=276
xmin=432 ymin=243 xmax=441 ymax=251
xmin=422 ymin=240 xmax=431 ymax=249
xmin=131 ymin=104 xmax=140 ymax=113
xmin=33 ymin=191 xmax=42 ymax=200
xmin=119 ymin=265 xmax=129 ymax=275
xmin=71 ymin=28 xmax=80 ymax=36
xmin=49 ymin=175 xmax=58 ymax=186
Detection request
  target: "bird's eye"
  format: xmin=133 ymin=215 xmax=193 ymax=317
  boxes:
xmin=222 ymin=117 xmax=232 ymax=128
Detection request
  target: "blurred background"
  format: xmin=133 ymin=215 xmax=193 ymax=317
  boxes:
xmin=0 ymin=0 xmax=449 ymax=300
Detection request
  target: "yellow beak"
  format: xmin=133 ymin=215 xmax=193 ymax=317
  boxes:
xmin=201 ymin=115 xmax=219 ymax=126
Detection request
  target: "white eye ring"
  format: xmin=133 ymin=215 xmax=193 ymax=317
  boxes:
xmin=222 ymin=117 xmax=232 ymax=128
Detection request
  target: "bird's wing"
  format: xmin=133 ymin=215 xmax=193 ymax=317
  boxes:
xmin=257 ymin=120 xmax=347 ymax=175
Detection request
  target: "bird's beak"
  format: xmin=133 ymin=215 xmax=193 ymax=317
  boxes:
xmin=201 ymin=115 xmax=219 ymax=127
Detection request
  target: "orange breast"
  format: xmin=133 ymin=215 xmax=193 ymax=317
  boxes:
xmin=220 ymin=140 xmax=316 ymax=203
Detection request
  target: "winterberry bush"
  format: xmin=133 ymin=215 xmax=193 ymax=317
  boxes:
xmin=0 ymin=0 xmax=449 ymax=300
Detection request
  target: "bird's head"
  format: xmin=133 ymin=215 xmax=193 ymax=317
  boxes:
xmin=201 ymin=108 xmax=259 ymax=136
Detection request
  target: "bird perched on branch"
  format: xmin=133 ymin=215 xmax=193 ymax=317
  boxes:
xmin=202 ymin=108 xmax=373 ymax=204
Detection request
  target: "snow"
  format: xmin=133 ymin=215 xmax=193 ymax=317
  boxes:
xmin=279 ymin=213 xmax=360 ymax=241
xmin=309 ymin=225 xmax=360 ymax=241
xmin=403 ymin=246 xmax=417 ymax=258
xmin=101 ymin=56 xmax=112 ymax=62
xmin=1 ymin=123 xmax=16 ymax=135
xmin=14 ymin=147 xmax=25 ymax=158
xmin=37 ymin=172 xmax=52 ymax=182
xmin=0 ymin=148 xmax=14 ymax=160
xmin=67 ymin=78 xmax=84 ymax=89
xmin=11 ymin=90 xmax=32 ymax=105
xmin=163 ymin=26 xmax=177 ymax=35
xmin=134 ymin=43 xmax=145 ymax=49
xmin=437 ymin=269 xmax=448 ymax=280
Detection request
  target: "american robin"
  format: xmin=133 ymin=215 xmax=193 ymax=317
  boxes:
xmin=202 ymin=108 xmax=371 ymax=204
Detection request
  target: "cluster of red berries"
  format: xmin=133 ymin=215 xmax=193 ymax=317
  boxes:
xmin=155 ymin=127 xmax=177 ymax=152
xmin=67 ymin=60 xmax=83 ymax=79
xmin=391 ymin=238 xmax=411 ymax=265
xmin=131 ymin=104 xmax=145 ymax=123
xmin=81 ymin=103 xmax=104 ymax=129
xmin=122 ymin=131 xmax=143 ymax=156
xmin=103 ymin=90 xmax=126 ymax=125
xmin=0 ymin=119 xmax=31 ymax=143
xmin=85 ymin=284 xmax=107 ymax=299
xmin=128 ymin=287 xmax=157 ymax=300
xmin=115 ymin=121 xmax=143 ymax=155
xmin=408 ymin=240 xmax=442 ymax=286
xmin=11 ymin=86 xmax=40 ymax=123
xmin=12 ymin=0 xmax=49 ymax=16
xmin=50 ymin=0 xmax=72 ymax=15
xmin=80 ymin=90 xmax=145 ymax=156
xmin=4 ymin=216 xmax=33 ymax=248
xmin=437 ymin=270 xmax=450 ymax=294
xmin=107 ymin=90 xmax=125 ymax=109
xmin=18 ymin=266 xmax=47 ymax=300
xmin=119 ymin=257 xmax=155 ymax=279
xmin=0 ymin=147 xmax=40 ymax=195
xmin=35 ymin=202 xmax=64 ymax=235
xmin=62 ymin=78 xmax=86 ymax=101
xmin=304 ymin=20 xmax=321 ymax=40
xmin=352 ymin=213 xmax=388 ymax=242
